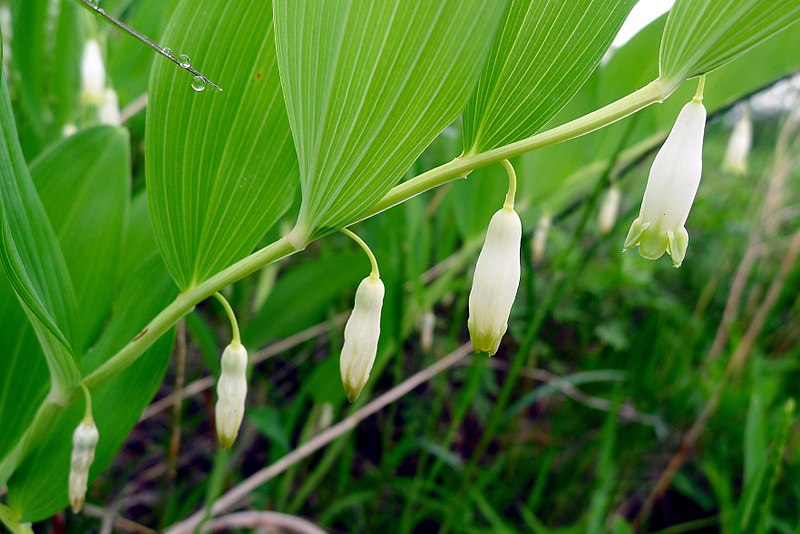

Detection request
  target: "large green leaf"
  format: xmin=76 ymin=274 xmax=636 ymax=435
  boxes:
xmin=0 ymin=38 xmax=81 ymax=397
xmin=146 ymin=0 xmax=298 ymax=289
xmin=274 ymin=0 xmax=507 ymax=245
xmin=0 ymin=124 xmax=130 ymax=472
xmin=7 ymin=254 xmax=177 ymax=521
xmin=31 ymin=126 xmax=130 ymax=350
xmin=660 ymin=0 xmax=800 ymax=80
xmin=462 ymin=0 xmax=637 ymax=154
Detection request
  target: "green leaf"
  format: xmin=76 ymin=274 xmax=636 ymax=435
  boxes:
xmin=0 ymin=42 xmax=81 ymax=397
xmin=8 ymin=254 xmax=177 ymax=521
xmin=146 ymin=0 xmax=298 ymax=289
xmin=660 ymin=0 xmax=800 ymax=80
xmin=274 ymin=0 xmax=507 ymax=245
xmin=462 ymin=0 xmax=637 ymax=153
xmin=31 ymin=126 xmax=130 ymax=350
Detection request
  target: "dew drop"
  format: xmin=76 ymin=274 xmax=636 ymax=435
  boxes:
xmin=191 ymin=75 xmax=206 ymax=92
xmin=179 ymin=53 xmax=191 ymax=67
xmin=88 ymin=0 xmax=98 ymax=6
xmin=162 ymin=47 xmax=172 ymax=57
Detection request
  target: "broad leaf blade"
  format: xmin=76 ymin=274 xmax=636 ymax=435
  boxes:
xmin=275 ymin=0 xmax=507 ymax=244
xmin=31 ymin=126 xmax=130 ymax=350
xmin=147 ymin=0 xmax=298 ymax=289
xmin=8 ymin=254 xmax=177 ymax=521
xmin=660 ymin=0 xmax=800 ymax=80
xmin=0 ymin=42 xmax=81 ymax=395
xmin=463 ymin=0 xmax=637 ymax=153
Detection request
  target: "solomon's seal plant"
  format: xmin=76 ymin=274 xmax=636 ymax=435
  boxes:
xmin=0 ymin=0 xmax=799 ymax=530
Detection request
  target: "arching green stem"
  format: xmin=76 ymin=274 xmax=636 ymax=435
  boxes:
xmin=341 ymin=228 xmax=380 ymax=278
xmin=213 ymin=292 xmax=241 ymax=346
xmin=501 ymin=159 xmax=517 ymax=209
xmin=693 ymin=74 xmax=706 ymax=102
xmin=80 ymin=384 xmax=94 ymax=424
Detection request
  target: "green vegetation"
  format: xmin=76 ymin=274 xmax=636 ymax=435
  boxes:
xmin=0 ymin=0 xmax=798 ymax=531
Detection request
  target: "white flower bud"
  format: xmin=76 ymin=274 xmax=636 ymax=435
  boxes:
xmin=61 ymin=123 xmax=78 ymax=138
xmin=419 ymin=311 xmax=436 ymax=353
xmin=722 ymin=105 xmax=752 ymax=175
xmin=69 ymin=420 xmax=99 ymax=513
xmin=215 ymin=343 xmax=248 ymax=449
xmin=531 ymin=214 xmax=551 ymax=264
xmin=340 ymin=275 xmax=384 ymax=402
xmin=80 ymin=40 xmax=105 ymax=107
xmin=0 ymin=6 xmax=12 ymax=76
xmin=598 ymin=185 xmax=621 ymax=235
xmin=624 ymin=99 xmax=706 ymax=268
xmin=468 ymin=207 xmax=522 ymax=355
xmin=99 ymin=88 xmax=121 ymax=126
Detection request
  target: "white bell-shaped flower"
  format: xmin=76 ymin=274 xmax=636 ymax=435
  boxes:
xmin=80 ymin=40 xmax=105 ymax=107
xmin=624 ymin=99 xmax=706 ymax=267
xmin=340 ymin=275 xmax=384 ymax=402
xmin=468 ymin=206 xmax=522 ymax=355
xmin=215 ymin=342 xmax=248 ymax=449
xmin=722 ymin=105 xmax=752 ymax=175
xmin=598 ymin=185 xmax=621 ymax=235
xmin=69 ymin=420 xmax=99 ymax=513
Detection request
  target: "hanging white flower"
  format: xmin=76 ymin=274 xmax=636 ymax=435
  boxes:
xmin=531 ymin=213 xmax=551 ymax=264
xmin=69 ymin=420 xmax=99 ymax=513
xmin=80 ymin=40 xmax=105 ymax=107
xmin=722 ymin=105 xmax=752 ymax=175
xmin=598 ymin=185 xmax=621 ymax=235
xmin=624 ymin=98 xmax=707 ymax=267
xmin=340 ymin=275 xmax=384 ymax=402
xmin=468 ymin=206 xmax=522 ymax=355
xmin=99 ymin=88 xmax=121 ymax=126
xmin=215 ymin=342 xmax=248 ymax=449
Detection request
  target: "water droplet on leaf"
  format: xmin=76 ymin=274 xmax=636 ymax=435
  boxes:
xmin=179 ymin=53 xmax=191 ymax=67
xmin=191 ymin=75 xmax=206 ymax=92
xmin=162 ymin=47 xmax=172 ymax=57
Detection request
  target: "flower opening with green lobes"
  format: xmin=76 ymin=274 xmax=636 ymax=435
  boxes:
xmin=624 ymin=77 xmax=707 ymax=268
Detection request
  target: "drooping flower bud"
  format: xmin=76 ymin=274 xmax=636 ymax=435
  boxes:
xmin=0 ymin=6 xmax=12 ymax=79
xmin=99 ymin=88 xmax=121 ymax=126
xmin=624 ymin=98 xmax=706 ymax=267
xmin=215 ymin=342 xmax=248 ymax=449
xmin=340 ymin=275 xmax=384 ymax=402
xmin=598 ymin=185 xmax=621 ymax=235
xmin=468 ymin=207 xmax=522 ymax=355
xmin=69 ymin=420 xmax=99 ymax=513
xmin=80 ymin=40 xmax=105 ymax=107
xmin=722 ymin=105 xmax=752 ymax=175
xmin=531 ymin=214 xmax=551 ymax=264
xmin=419 ymin=311 xmax=436 ymax=353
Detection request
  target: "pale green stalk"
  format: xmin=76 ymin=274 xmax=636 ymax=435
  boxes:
xmin=341 ymin=228 xmax=380 ymax=278
xmin=213 ymin=292 xmax=241 ymax=346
